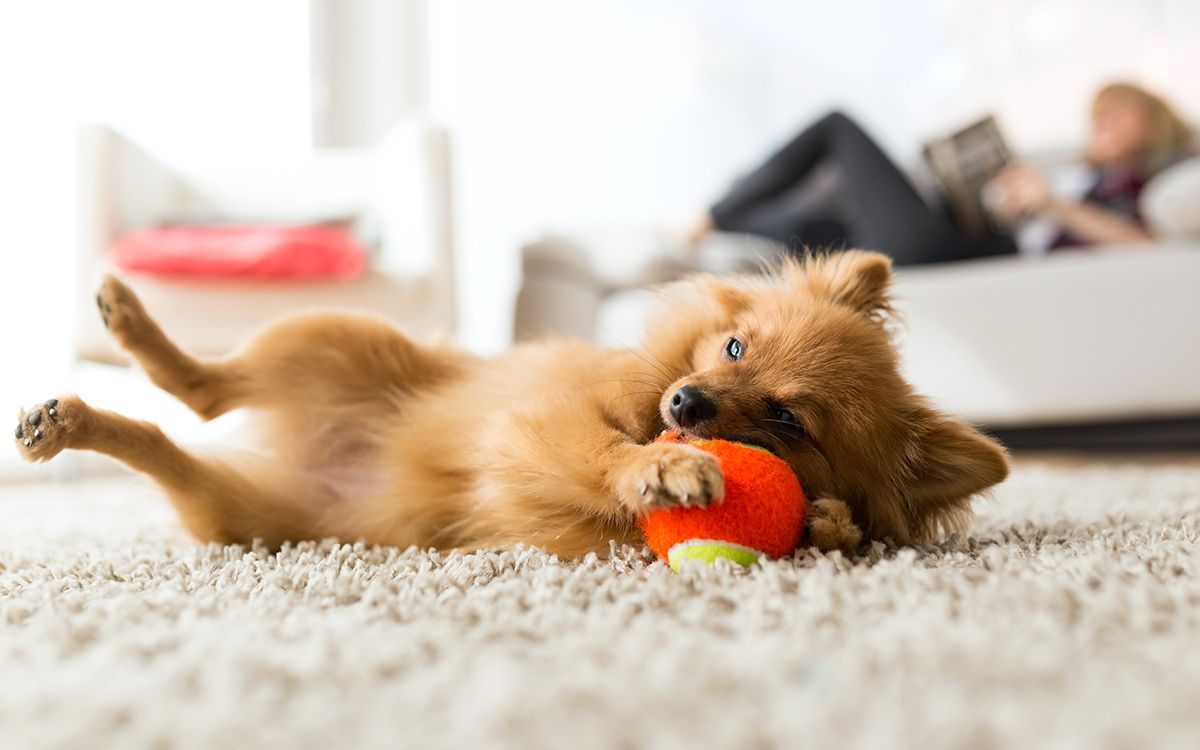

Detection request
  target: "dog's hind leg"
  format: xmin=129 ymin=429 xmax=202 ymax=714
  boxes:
xmin=94 ymin=275 xmax=473 ymax=422
xmin=93 ymin=276 xmax=234 ymax=419
xmin=13 ymin=395 xmax=333 ymax=547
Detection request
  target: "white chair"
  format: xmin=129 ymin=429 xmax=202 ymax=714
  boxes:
xmin=74 ymin=117 xmax=456 ymax=364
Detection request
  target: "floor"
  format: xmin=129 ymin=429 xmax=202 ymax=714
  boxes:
xmin=1 ymin=457 xmax=1199 ymax=749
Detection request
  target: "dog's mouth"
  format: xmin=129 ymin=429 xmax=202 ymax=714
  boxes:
xmin=669 ymin=423 xmax=775 ymax=453
xmin=661 ymin=402 xmax=780 ymax=452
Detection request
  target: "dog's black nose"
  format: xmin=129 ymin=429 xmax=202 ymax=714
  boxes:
xmin=669 ymin=385 xmax=717 ymax=428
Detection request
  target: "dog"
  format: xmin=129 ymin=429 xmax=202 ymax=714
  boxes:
xmin=14 ymin=250 xmax=1008 ymax=557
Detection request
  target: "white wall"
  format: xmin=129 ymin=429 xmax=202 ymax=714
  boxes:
xmin=311 ymin=0 xmax=429 ymax=148
xmin=0 ymin=0 xmax=312 ymax=424
xmin=2 ymin=0 xmax=1196 ymax=367
xmin=428 ymin=0 xmax=1199 ymax=353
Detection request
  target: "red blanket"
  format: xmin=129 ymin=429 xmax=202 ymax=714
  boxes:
xmin=110 ymin=225 xmax=367 ymax=280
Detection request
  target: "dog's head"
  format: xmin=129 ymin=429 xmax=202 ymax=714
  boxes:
xmin=644 ymin=250 xmax=1008 ymax=543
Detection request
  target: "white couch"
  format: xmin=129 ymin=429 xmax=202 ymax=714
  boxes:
xmin=514 ymin=230 xmax=1200 ymax=448
xmin=75 ymin=117 xmax=456 ymax=363
xmin=891 ymin=246 xmax=1200 ymax=426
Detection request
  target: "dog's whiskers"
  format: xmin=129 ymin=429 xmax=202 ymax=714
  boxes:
xmin=604 ymin=391 xmax=665 ymax=408
xmin=594 ymin=320 xmax=678 ymax=386
xmin=762 ymin=418 xmax=805 ymax=435
xmin=582 ymin=378 xmax=670 ymax=391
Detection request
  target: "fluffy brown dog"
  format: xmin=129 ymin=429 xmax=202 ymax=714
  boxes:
xmin=14 ymin=250 xmax=1007 ymax=557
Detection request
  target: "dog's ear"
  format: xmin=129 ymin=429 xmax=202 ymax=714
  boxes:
xmin=787 ymin=250 xmax=894 ymax=319
xmin=897 ymin=404 xmax=1010 ymax=537
xmin=654 ymin=273 xmax=756 ymax=320
xmin=697 ymin=276 xmax=753 ymax=317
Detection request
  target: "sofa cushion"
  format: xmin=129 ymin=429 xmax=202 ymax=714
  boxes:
xmin=1142 ymin=156 xmax=1200 ymax=238
xmin=110 ymin=224 xmax=367 ymax=281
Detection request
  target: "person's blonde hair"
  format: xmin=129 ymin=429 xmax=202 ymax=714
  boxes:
xmin=1091 ymin=82 xmax=1194 ymax=176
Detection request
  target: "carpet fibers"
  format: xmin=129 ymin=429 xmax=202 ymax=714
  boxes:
xmin=2 ymin=459 xmax=1199 ymax=750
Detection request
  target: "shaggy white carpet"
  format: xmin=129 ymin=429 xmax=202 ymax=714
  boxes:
xmin=2 ymin=459 xmax=1199 ymax=750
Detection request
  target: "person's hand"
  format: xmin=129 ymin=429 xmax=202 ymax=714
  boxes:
xmin=682 ymin=212 xmax=715 ymax=249
xmin=984 ymin=164 xmax=1054 ymax=221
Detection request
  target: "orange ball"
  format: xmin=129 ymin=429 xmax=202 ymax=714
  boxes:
xmin=640 ymin=431 xmax=806 ymax=571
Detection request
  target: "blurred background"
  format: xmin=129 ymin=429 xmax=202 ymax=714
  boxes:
xmin=1 ymin=0 xmax=1197 ymax=482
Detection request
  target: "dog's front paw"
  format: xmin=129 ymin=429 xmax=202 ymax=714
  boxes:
xmin=620 ymin=442 xmax=724 ymax=512
xmin=807 ymin=497 xmax=863 ymax=554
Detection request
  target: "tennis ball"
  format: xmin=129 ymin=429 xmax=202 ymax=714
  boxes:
xmin=640 ymin=431 xmax=807 ymax=571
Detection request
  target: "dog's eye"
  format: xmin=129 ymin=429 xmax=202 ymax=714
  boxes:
xmin=769 ymin=406 xmax=807 ymax=437
xmin=773 ymin=407 xmax=798 ymax=426
xmin=724 ymin=337 xmax=744 ymax=361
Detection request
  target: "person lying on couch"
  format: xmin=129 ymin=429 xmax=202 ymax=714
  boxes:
xmin=684 ymin=82 xmax=1195 ymax=265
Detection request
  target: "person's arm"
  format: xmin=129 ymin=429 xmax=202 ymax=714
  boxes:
xmin=1042 ymin=198 xmax=1152 ymax=245
xmin=987 ymin=163 xmax=1155 ymax=246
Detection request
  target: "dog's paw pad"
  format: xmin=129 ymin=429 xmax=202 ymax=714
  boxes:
xmin=14 ymin=397 xmax=78 ymax=462
xmin=95 ymin=276 xmax=147 ymax=339
xmin=95 ymin=293 xmax=113 ymax=327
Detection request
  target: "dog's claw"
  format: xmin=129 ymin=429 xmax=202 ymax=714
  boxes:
xmin=33 ymin=429 xmax=42 ymax=439
xmin=628 ymin=443 xmax=724 ymax=511
xmin=96 ymin=294 xmax=110 ymax=326
xmin=22 ymin=438 xmax=31 ymax=447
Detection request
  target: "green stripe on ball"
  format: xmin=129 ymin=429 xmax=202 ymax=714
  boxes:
xmin=666 ymin=539 xmax=763 ymax=572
